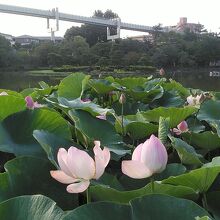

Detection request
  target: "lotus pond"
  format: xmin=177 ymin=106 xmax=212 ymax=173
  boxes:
xmin=0 ymin=73 xmax=220 ymax=219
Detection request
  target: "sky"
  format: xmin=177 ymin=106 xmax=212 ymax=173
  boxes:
xmin=0 ymin=0 xmax=219 ymax=38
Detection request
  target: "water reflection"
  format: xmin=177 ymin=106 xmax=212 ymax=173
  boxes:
xmin=0 ymin=69 xmax=220 ymax=92
xmin=0 ymin=72 xmax=61 ymax=91
xmin=166 ymin=68 xmax=220 ymax=91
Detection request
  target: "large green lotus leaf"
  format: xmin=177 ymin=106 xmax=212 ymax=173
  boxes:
xmin=115 ymin=77 xmax=149 ymax=90
xmin=151 ymin=90 xmax=184 ymax=108
xmin=182 ymin=132 xmax=220 ymax=151
xmin=129 ymin=194 xmax=211 ymax=220
xmin=58 ymin=73 xmax=90 ymax=99
xmin=115 ymin=114 xmax=158 ymax=139
xmin=138 ymin=106 xmax=197 ymax=128
xmin=20 ymin=88 xmax=36 ymax=97
xmin=203 ymin=157 xmax=220 ymax=168
xmin=64 ymin=202 xmax=131 ymax=220
xmin=162 ymin=166 xmax=220 ymax=193
xmin=212 ymin=92 xmax=220 ymax=101
xmin=33 ymin=130 xmax=77 ymax=167
xmin=162 ymin=80 xmax=190 ymax=97
xmin=158 ymin=117 xmax=170 ymax=144
xmin=169 ymin=136 xmax=203 ymax=165
xmin=90 ymin=181 xmax=197 ymax=203
xmin=127 ymin=85 xmax=164 ymax=103
xmin=207 ymin=191 xmax=220 ymax=220
xmin=198 ymin=100 xmax=220 ymax=122
xmin=195 ymin=217 xmax=213 ymax=220
xmin=209 ymin=120 xmax=220 ymax=137
xmin=65 ymin=194 xmax=211 ymax=220
xmin=113 ymin=100 xmax=150 ymax=116
xmin=0 ymin=109 xmax=71 ymax=157
xmin=68 ymin=109 xmax=129 ymax=155
xmin=88 ymin=79 xmax=118 ymax=94
xmin=0 ymin=157 xmax=77 ymax=210
xmin=0 ymin=96 xmax=26 ymax=121
xmin=0 ymin=195 xmax=65 ymax=220
xmin=115 ymin=115 xmax=157 ymax=139
xmin=34 ymin=86 xmax=57 ymax=97
xmin=186 ymin=117 xmax=205 ymax=133
xmin=155 ymin=163 xmax=187 ymax=180
xmin=125 ymin=121 xmax=158 ymax=139
xmin=58 ymin=97 xmax=114 ymax=117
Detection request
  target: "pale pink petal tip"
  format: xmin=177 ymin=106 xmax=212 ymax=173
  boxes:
xmin=121 ymin=160 xmax=152 ymax=179
xmin=50 ymin=170 xmax=77 ymax=184
xmin=96 ymin=115 xmax=106 ymax=120
xmin=67 ymin=180 xmax=90 ymax=193
xmin=0 ymin=91 xmax=8 ymax=96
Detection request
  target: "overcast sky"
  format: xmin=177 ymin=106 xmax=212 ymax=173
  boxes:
xmin=0 ymin=0 xmax=219 ymax=38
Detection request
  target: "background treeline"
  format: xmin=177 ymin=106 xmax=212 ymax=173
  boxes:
xmin=0 ymin=9 xmax=220 ymax=70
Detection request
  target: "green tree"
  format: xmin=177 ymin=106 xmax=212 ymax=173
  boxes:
xmin=0 ymin=36 xmax=14 ymax=68
xmin=60 ymin=36 xmax=90 ymax=65
xmin=123 ymin=52 xmax=141 ymax=65
xmin=64 ymin=10 xmax=119 ymax=46
xmin=33 ymin=42 xmax=56 ymax=66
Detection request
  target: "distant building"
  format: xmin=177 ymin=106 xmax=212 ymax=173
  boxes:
xmin=168 ymin=17 xmax=203 ymax=33
xmin=127 ymin=17 xmax=203 ymax=43
xmin=127 ymin=34 xmax=154 ymax=42
xmin=0 ymin=32 xmax=15 ymax=45
xmin=210 ymin=60 xmax=220 ymax=67
xmin=14 ymin=35 xmax=63 ymax=46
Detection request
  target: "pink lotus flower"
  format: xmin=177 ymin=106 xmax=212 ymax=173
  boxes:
xmin=122 ymin=135 xmax=168 ymax=179
xmin=173 ymin=121 xmax=189 ymax=135
xmin=187 ymin=94 xmax=202 ymax=106
xmin=81 ymin=98 xmax=91 ymax=103
xmin=25 ymin=96 xmax=43 ymax=109
xmin=50 ymin=141 xmax=110 ymax=193
xmin=0 ymin=91 xmax=8 ymax=96
xmin=96 ymin=114 xmax=106 ymax=120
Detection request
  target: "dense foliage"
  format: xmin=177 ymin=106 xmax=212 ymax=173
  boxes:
xmin=0 ymin=10 xmax=220 ymax=70
xmin=0 ymin=73 xmax=220 ymax=219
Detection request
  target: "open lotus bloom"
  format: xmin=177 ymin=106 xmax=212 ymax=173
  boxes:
xmin=122 ymin=135 xmax=168 ymax=179
xmin=187 ymin=94 xmax=202 ymax=106
xmin=50 ymin=141 xmax=110 ymax=193
xmin=173 ymin=121 xmax=189 ymax=135
xmin=25 ymin=96 xmax=43 ymax=109
xmin=0 ymin=91 xmax=8 ymax=96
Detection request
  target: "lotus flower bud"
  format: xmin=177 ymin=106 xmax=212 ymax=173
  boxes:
xmin=50 ymin=141 xmax=110 ymax=193
xmin=119 ymin=93 xmax=126 ymax=104
xmin=122 ymin=135 xmax=168 ymax=179
xmin=173 ymin=120 xmax=188 ymax=135
xmin=159 ymin=68 xmax=165 ymax=76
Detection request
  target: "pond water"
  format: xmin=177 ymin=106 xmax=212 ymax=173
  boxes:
xmin=0 ymin=68 xmax=220 ymax=92
xmin=0 ymin=71 xmax=62 ymax=91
